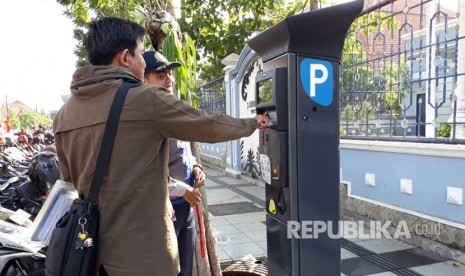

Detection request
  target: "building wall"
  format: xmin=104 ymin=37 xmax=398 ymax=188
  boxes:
xmin=237 ymin=59 xmax=262 ymax=178
xmin=341 ymin=183 xmax=465 ymax=256
xmin=200 ymin=142 xmax=228 ymax=168
xmin=341 ymin=139 xmax=465 ymax=228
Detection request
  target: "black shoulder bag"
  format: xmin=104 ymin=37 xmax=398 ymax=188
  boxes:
xmin=45 ymin=81 xmax=140 ymax=276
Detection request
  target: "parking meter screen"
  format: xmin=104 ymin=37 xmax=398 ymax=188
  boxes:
xmin=257 ymin=79 xmax=273 ymax=104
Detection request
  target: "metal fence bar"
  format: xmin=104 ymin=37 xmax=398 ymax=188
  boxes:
xmin=197 ymin=0 xmax=465 ymax=144
xmin=340 ymin=0 xmax=465 ymax=144
xmin=197 ymin=77 xmax=226 ymax=114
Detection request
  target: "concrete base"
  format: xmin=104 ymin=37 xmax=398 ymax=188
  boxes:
xmin=341 ymin=210 xmax=465 ymax=264
xmin=225 ymin=167 xmax=242 ymax=179
xmin=200 ymin=153 xmax=228 ymax=169
xmin=341 ymin=183 xmax=465 ymax=263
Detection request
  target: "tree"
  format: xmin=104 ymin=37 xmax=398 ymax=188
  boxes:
xmin=7 ymin=109 xmax=53 ymax=130
xmin=56 ymin=0 xmax=199 ymax=104
xmin=56 ymin=0 xmax=320 ymax=98
xmin=36 ymin=112 xmax=54 ymax=128
xmin=179 ymin=0 xmax=309 ymax=81
xmin=57 ymin=0 xmax=159 ymax=67
xmin=57 ymin=0 xmax=334 ymax=83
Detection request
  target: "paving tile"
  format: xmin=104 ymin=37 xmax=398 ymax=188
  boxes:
xmin=247 ymin=212 xmax=266 ymax=222
xmin=237 ymin=186 xmax=265 ymax=200
xmin=367 ymin=272 xmax=398 ymax=276
xmin=379 ymin=247 xmax=447 ymax=268
xmin=256 ymin=240 xmax=267 ymax=251
xmin=222 ymin=212 xmax=263 ymax=224
xmin=342 ymin=225 xmax=376 ymax=242
xmin=243 ymin=230 xmax=267 ymax=242
xmin=217 ymin=246 xmax=233 ymax=262
xmin=210 ymin=216 xmax=231 ymax=227
xmin=209 ymin=202 xmax=262 ymax=216
xmin=341 ymin=248 xmax=359 ymax=260
xmin=353 ymin=238 xmax=416 ymax=254
xmin=212 ymin=224 xmax=242 ymax=235
xmin=341 ymin=257 xmax=387 ymax=276
xmin=204 ymin=169 xmax=226 ymax=177
xmin=410 ymin=260 xmax=465 ymax=276
xmin=221 ymin=243 xmax=266 ymax=259
xmin=215 ymin=232 xmax=253 ymax=246
xmin=216 ymin=176 xmax=251 ymax=186
xmin=206 ymin=189 xmax=251 ymax=205
xmin=205 ymin=178 xmax=223 ymax=188
xmin=235 ymin=221 xmax=266 ymax=233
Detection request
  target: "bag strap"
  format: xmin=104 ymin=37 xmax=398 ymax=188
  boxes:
xmin=87 ymin=81 xmax=141 ymax=204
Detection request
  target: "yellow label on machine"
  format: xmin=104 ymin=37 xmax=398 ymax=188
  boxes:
xmin=268 ymin=199 xmax=277 ymax=215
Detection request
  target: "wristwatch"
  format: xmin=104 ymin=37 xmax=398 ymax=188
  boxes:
xmin=193 ymin=164 xmax=203 ymax=171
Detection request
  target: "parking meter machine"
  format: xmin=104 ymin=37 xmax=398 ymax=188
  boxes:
xmin=250 ymin=0 xmax=364 ymax=275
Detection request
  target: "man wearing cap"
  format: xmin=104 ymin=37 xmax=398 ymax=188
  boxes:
xmin=143 ymin=50 xmax=202 ymax=276
xmin=143 ymin=51 xmax=181 ymax=94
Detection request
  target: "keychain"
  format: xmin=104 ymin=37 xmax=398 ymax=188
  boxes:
xmin=75 ymin=217 xmax=93 ymax=250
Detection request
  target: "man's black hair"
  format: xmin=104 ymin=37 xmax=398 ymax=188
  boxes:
xmin=84 ymin=17 xmax=146 ymax=65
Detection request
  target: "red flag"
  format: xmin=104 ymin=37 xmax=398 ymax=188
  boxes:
xmin=4 ymin=96 xmax=11 ymax=133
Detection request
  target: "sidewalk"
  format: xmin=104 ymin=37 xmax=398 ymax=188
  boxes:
xmin=203 ymin=165 xmax=465 ymax=276
xmin=204 ymin=166 xmax=267 ymax=262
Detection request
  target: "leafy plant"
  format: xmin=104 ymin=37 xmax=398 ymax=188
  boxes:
xmin=437 ymin=123 xmax=451 ymax=138
xmin=55 ymin=0 xmax=199 ymax=104
xmin=179 ymin=0 xmax=312 ymax=81
xmin=7 ymin=109 xmax=53 ymax=130
xmin=162 ymin=26 xmax=198 ymax=106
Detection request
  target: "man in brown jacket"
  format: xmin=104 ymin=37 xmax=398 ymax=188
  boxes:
xmin=53 ymin=17 xmax=268 ymax=276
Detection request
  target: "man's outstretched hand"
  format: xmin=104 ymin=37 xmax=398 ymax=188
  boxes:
xmin=255 ymin=112 xmax=269 ymax=130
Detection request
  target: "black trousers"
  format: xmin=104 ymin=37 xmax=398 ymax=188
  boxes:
xmin=173 ymin=203 xmax=196 ymax=276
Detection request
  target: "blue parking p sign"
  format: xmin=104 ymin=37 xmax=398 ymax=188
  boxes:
xmin=300 ymin=58 xmax=333 ymax=106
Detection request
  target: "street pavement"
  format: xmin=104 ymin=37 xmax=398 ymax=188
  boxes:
xmin=203 ymin=165 xmax=465 ymax=276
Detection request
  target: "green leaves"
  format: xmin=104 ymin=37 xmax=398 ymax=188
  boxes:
xmin=56 ymin=0 xmax=316 ymax=82
xmin=56 ymin=0 xmax=200 ymax=105
xmin=162 ymin=27 xmax=199 ymax=107
xmin=180 ymin=0 xmax=309 ymax=81
xmin=8 ymin=109 xmax=53 ymax=129
xmin=73 ymin=0 xmax=90 ymax=25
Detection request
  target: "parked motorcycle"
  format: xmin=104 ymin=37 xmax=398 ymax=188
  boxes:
xmin=0 ymin=207 xmax=45 ymax=275
xmin=0 ymin=149 xmax=59 ymax=275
